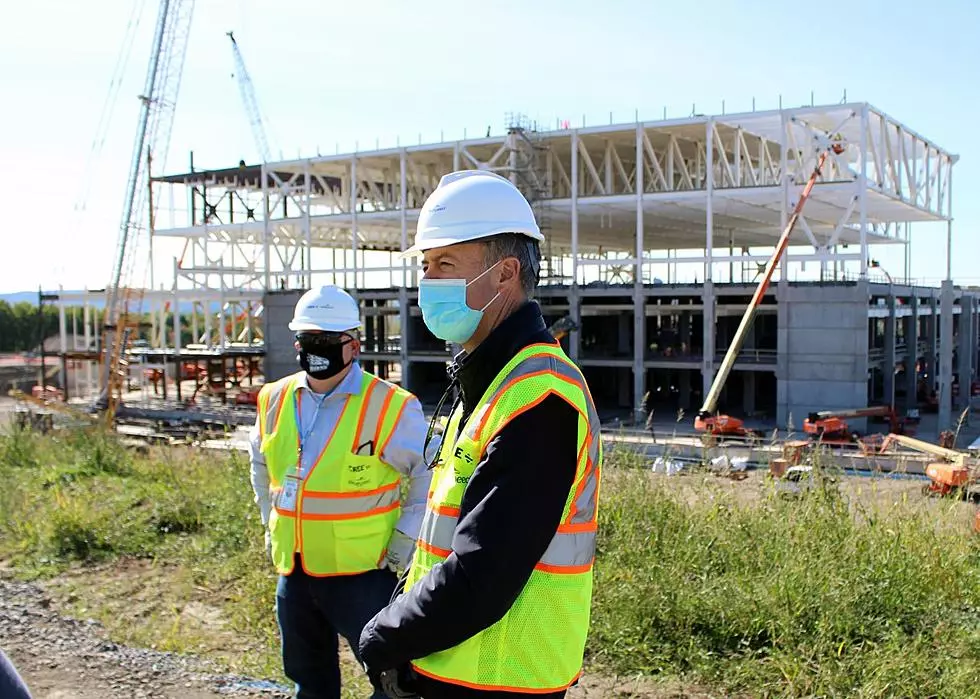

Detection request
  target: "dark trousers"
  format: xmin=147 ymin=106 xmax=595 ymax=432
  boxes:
xmin=0 ymin=648 xmax=32 ymax=699
xmin=276 ymin=557 xmax=398 ymax=699
xmin=416 ymin=676 xmax=567 ymax=698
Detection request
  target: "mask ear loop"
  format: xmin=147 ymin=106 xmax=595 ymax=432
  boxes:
xmin=468 ymin=259 xmax=503 ymax=313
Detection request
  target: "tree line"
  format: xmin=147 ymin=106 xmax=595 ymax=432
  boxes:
xmin=0 ymin=300 xmax=228 ymax=353
xmin=0 ymin=301 xmax=67 ymax=353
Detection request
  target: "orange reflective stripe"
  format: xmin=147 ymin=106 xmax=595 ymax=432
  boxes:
xmin=370 ymin=388 xmax=396 ymax=450
xmin=352 ymin=378 xmax=381 ymax=450
xmin=410 ymin=664 xmax=582 ymax=695
xmin=417 ymin=538 xmax=452 ymax=558
xmin=300 ymin=500 xmax=399 ymax=521
xmin=376 ymin=396 xmax=409 ymax=456
xmin=473 ymin=370 xmax=586 ymax=442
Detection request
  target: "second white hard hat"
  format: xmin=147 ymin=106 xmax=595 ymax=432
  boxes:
xmin=288 ymin=285 xmax=361 ymax=332
xmin=400 ymin=170 xmax=543 ymax=258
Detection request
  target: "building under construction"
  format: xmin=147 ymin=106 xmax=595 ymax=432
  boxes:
xmin=46 ymin=102 xmax=978 ymax=433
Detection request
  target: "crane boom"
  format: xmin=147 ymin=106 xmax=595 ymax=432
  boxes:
xmin=99 ymin=0 xmax=195 ymax=417
xmin=227 ymin=31 xmax=272 ymax=163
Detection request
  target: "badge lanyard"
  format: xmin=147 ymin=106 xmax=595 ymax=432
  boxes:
xmin=295 ymin=390 xmax=328 ymax=470
xmin=278 ymin=390 xmax=327 ymax=513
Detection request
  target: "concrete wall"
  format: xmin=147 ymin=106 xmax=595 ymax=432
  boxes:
xmin=776 ymin=282 xmax=869 ymax=430
xmin=263 ymin=290 xmax=305 ymax=382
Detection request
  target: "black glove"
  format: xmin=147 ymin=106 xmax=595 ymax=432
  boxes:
xmin=365 ymin=663 xmax=420 ymax=699
xmin=379 ymin=666 xmax=420 ymax=699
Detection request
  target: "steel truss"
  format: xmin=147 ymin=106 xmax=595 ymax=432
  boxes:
xmin=151 ymin=101 xmax=953 ymax=295
xmin=135 ymin=101 xmax=958 ymax=413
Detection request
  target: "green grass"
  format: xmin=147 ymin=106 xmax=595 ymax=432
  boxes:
xmin=589 ymin=446 xmax=980 ymax=697
xmin=2 ymin=425 xmax=980 ymax=697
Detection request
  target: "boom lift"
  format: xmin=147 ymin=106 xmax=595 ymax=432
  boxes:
xmin=803 ymin=405 xmax=917 ymax=443
xmin=695 ymin=131 xmax=848 ymax=438
xmin=879 ymin=433 xmax=978 ymax=498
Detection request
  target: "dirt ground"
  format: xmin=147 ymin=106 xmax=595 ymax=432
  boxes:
xmin=0 ymin=557 xmax=727 ymax=699
xmin=0 ymin=573 xmax=288 ymax=699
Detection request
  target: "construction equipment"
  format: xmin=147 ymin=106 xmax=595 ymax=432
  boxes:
xmin=879 ymin=433 xmax=978 ymax=498
xmin=696 ymin=131 xmax=848 ymax=438
xmin=803 ymin=405 xmax=917 ymax=443
xmin=9 ymin=389 xmax=97 ymax=432
xmin=227 ymin=30 xmax=275 ymax=163
xmin=98 ymin=0 xmax=195 ymax=423
xmin=547 ymin=316 xmax=578 ymax=342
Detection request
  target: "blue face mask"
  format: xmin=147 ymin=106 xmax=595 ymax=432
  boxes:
xmin=418 ymin=262 xmax=501 ymax=344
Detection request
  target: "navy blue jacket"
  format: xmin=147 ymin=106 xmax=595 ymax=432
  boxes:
xmin=358 ymin=301 xmax=579 ymax=698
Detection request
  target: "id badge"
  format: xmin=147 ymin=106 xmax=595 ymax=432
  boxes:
xmin=278 ymin=475 xmax=301 ymax=511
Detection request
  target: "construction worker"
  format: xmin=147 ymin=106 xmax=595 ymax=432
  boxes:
xmin=358 ymin=171 xmax=603 ymax=698
xmin=248 ymin=285 xmax=435 ymax=699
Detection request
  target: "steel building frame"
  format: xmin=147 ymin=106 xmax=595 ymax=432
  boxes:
xmin=49 ymin=101 xmax=957 ymax=413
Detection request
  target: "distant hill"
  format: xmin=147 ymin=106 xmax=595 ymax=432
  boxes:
xmin=0 ymin=292 xmax=197 ymax=312
xmin=0 ymin=291 xmax=56 ymax=306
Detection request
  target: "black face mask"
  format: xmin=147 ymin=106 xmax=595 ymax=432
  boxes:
xmin=296 ymin=332 xmax=354 ymax=381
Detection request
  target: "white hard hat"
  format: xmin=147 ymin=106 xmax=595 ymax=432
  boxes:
xmin=288 ymin=285 xmax=361 ymax=332
xmin=400 ymin=170 xmax=543 ymax=258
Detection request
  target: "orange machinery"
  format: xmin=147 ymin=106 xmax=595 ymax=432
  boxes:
xmin=878 ymin=433 xmax=977 ymax=498
xmin=802 ymin=405 xmax=916 ymax=443
xmin=548 ymin=316 xmax=578 ymax=342
xmin=696 ymin=136 xmax=847 ymax=438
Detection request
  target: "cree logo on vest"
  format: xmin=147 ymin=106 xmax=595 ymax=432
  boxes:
xmin=455 ymin=474 xmax=470 ymax=485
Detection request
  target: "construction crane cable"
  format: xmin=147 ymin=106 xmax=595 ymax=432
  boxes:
xmin=226 ymin=31 xmax=275 ymax=163
xmin=100 ymin=0 xmax=195 ymax=416
xmin=74 ymin=0 xmax=148 ymax=215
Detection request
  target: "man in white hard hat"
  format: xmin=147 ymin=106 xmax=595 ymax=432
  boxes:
xmin=359 ymin=171 xmax=603 ymax=698
xmin=248 ymin=285 xmax=435 ymax=699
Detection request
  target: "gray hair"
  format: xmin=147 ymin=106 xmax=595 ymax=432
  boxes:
xmin=483 ymin=233 xmax=541 ymax=296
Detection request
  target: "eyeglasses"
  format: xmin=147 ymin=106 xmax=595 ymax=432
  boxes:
xmin=295 ymin=332 xmax=353 ymax=349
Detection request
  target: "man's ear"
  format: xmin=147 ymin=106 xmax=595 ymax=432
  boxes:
xmin=348 ymin=337 xmax=361 ymax=358
xmin=497 ymin=257 xmax=521 ymax=288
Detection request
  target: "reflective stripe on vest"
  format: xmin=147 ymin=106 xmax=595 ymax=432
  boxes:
xmin=406 ymin=342 xmax=602 ymax=691
xmin=258 ymin=370 xmax=410 ymax=576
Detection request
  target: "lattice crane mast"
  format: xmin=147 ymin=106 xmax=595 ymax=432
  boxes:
xmin=99 ymin=0 xmax=195 ymax=420
xmin=227 ymin=31 xmax=273 ymax=163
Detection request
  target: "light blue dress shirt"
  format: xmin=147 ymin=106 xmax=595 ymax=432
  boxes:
xmin=247 ymin=362 xmax=432 ymax=542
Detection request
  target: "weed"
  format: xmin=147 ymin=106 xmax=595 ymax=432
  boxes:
xmin=2 ymin=426 xmax=979 ymax=697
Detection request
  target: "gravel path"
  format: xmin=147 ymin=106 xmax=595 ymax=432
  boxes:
xmin=0 ymin=579 xmax=290 ymax=699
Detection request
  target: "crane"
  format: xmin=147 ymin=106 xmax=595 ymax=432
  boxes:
xmin=227 ymin=31 xmax=274 ymax=163
xmin=98 ymin=0 xmax=195 ymax=421
xmin=694 ymin=130 xmax=849 ymax=439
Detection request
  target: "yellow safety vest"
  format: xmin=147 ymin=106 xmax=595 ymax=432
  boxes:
xmin=405 ymin=342 xmax=602 ymax=692
xmin=257 ymin=370 xmax=413 ymax=577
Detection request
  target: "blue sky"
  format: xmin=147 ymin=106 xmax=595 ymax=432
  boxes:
xmin=2 ymin=0 xmax=977 ymax=293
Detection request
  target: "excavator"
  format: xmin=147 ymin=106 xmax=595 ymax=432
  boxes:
xmin=878 ymin=433 xmax=978 ymax=499
xmin=802 ymin=405 xmax=917 ymax=444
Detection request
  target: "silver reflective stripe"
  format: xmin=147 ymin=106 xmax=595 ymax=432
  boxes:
xmin=353 ymin=377 xmax=395 ymax=451
xmin=419 ymin=510 xmax=457 ymax=552
xmin=466 ymin=349 xmax=602 ymax=524
xmin=263 ymin=380 xmax=293 ymax=435
xmin=417 ymin=347 xmax=602 ymax=572
xmin=540 ymin=529 xmax=596 ymax=568
xmin=301 ymin=486 xmax=400 ymax=517
xmin=571 ymin=458 xmax=600 ymax=523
